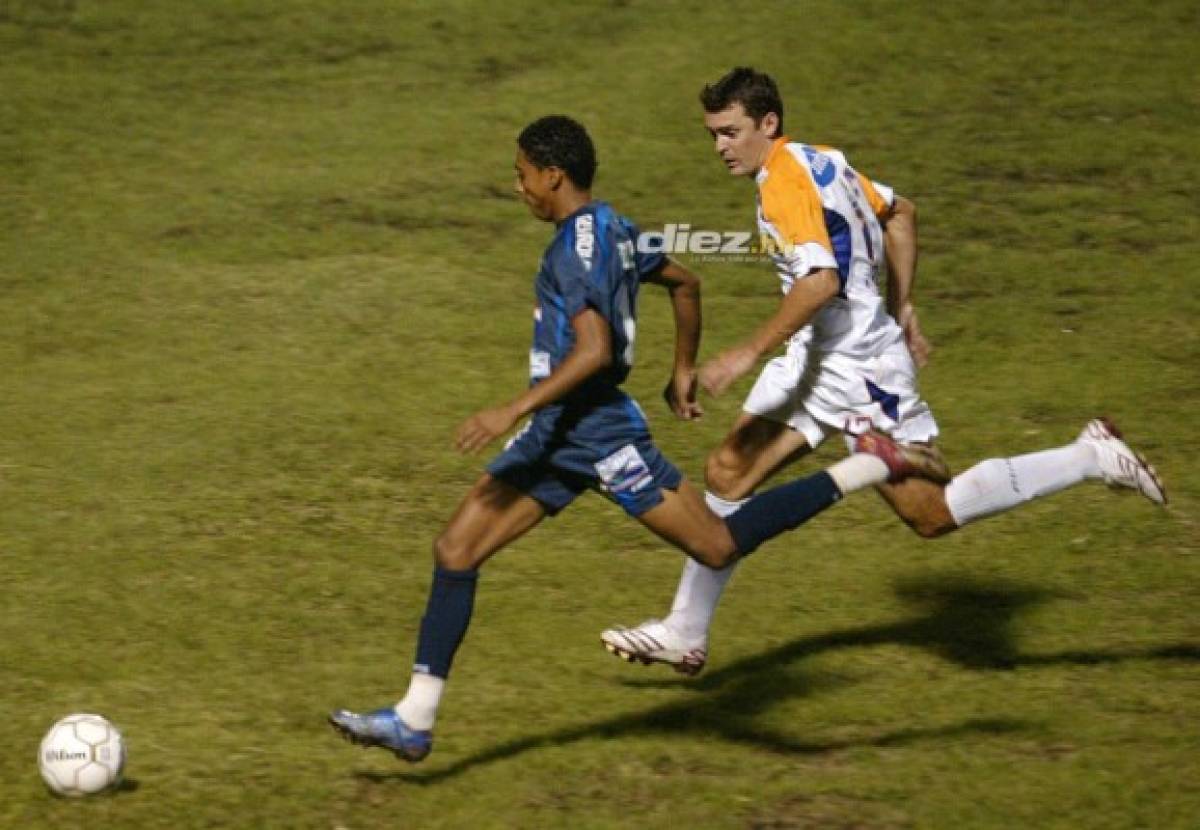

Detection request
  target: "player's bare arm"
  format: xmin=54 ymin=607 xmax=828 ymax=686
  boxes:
xmin=882 ymin=194 xmax=930 ymax=367
xmin=644 ymin=258 xmax=703 ymax=420
xmin=700 ymin=267 xmax=840 ymax=396
xmin=455 ymin=308 xmax=613 ymax=454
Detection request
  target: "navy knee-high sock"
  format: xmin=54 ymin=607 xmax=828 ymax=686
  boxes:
xmin=413 ymin=567 xmax=479 ymax=678
xmin=724 ymin=471 xmax=842 ymax=556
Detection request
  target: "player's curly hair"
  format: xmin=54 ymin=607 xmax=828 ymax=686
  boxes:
xmin=700 ymin=67 xmax=784 ymax=137
xmin=518 ymin=115 xmax=597 ymax=189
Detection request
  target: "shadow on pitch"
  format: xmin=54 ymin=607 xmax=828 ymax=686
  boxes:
xmin=354 ymin=573 xmax=1199 ymax=784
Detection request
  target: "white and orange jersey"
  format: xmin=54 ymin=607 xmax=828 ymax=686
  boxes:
xmin=755 ymin=137 xmax=902 ymax=358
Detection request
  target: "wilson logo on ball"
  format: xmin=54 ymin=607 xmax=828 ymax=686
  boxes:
xmin=44 ymin=749 xmax=88 ymax=762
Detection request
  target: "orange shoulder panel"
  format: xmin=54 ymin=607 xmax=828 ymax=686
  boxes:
xmin=759 ymin=148 xmax=832 ymax=250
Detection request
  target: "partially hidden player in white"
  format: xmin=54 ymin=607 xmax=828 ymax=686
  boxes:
xmin=601 ymin=67 xmax=1167 ymax=676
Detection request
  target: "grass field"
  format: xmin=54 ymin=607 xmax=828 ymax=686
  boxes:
xmin=2 ymin=1 xmax=1198 ymax=827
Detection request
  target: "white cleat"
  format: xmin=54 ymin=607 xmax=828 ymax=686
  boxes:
xmin=1078 ymin=417 xmax=1167 ymax=505
xmin=600 ymin=619 xmax=708 ymax=676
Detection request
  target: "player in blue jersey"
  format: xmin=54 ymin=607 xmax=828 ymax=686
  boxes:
xmin=327 ymin=115 xmax=947 ymax=763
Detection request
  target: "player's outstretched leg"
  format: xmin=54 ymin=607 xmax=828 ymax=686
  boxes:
xmin=933 ymin=416 xmax=1167 ymax=533
xmin=328 ymin=707 xmax=433 ymax=763
xmin=327 ymin=566 xmax=477 ymax=765
xmin=329 ymin=476 xmax=545 ymax=764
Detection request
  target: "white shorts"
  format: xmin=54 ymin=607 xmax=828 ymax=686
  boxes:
xmin=743 ymin=338 xmax=939 ymax=450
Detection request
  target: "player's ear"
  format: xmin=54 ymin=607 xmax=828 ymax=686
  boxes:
xmin=760 ymin=111 xmax=780 ymax=139
xmin=546 ymin=166 xmax=565 ymax=190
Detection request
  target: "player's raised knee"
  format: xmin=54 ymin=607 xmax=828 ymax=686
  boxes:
xmin=685 ymin=536 xmax=738 ymax=569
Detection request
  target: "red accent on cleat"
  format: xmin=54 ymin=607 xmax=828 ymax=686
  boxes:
xmin=854 ymin=429 xmax=951 ymax=484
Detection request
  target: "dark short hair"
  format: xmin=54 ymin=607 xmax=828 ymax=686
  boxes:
xmin=517 ymin=115 xmax=597 ymax=189
xmin=699 ymin=67 xmax=784 ymax=136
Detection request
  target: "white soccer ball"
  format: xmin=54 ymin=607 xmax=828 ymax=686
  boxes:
xmin=38 ymin=713 xmax=125 ymax=797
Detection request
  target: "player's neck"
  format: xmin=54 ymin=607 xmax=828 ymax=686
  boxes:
xmin=550 ymin=189 xmax=592 ymax=224
xmin=750 ymin=136 xmax=787 ymax=178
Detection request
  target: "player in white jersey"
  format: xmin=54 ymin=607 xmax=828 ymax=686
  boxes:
xmin=600 ymin=67 xmax=1166 ymax=675
xmin=741 ymin=136 xmax=938 ymax=451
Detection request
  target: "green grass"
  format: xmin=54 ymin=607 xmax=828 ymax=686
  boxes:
xmin=2 ymin=1 xmax=1198 ymax=827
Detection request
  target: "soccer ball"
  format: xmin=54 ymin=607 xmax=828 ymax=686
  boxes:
xmin=38 ymin=713 xmax=125 ymax=797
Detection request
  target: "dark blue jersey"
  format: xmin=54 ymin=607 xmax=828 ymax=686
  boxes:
xmin=529 ymin=201 xmax=665 ymax=404
xmin=485 ymin=201 xmax=680 ymax=517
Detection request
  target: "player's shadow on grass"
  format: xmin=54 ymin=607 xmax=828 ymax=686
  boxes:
xmin=357 ymin=573 xmax=1199 ymax=784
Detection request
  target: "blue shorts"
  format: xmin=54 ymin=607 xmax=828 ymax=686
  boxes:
xmin=486 ymin=394 xmax=682 ymax=518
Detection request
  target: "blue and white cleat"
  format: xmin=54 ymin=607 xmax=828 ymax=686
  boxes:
xmin=328 ymin=707 xmax=433 ymax=763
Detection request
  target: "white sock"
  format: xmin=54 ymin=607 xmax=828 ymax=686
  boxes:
xmin=945 ymin=441 xmax=1101 ymax=526
xmin=663 ymin=492 xmax=746 ymax=641
xmin=395 ymin=673 xmax=445 ymax=731
xmin=827 ymin=453 xmax=890 ymax=494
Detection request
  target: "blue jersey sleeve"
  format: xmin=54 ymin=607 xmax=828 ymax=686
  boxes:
xmin=551 ymin=212 xmax=617 ymax=324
